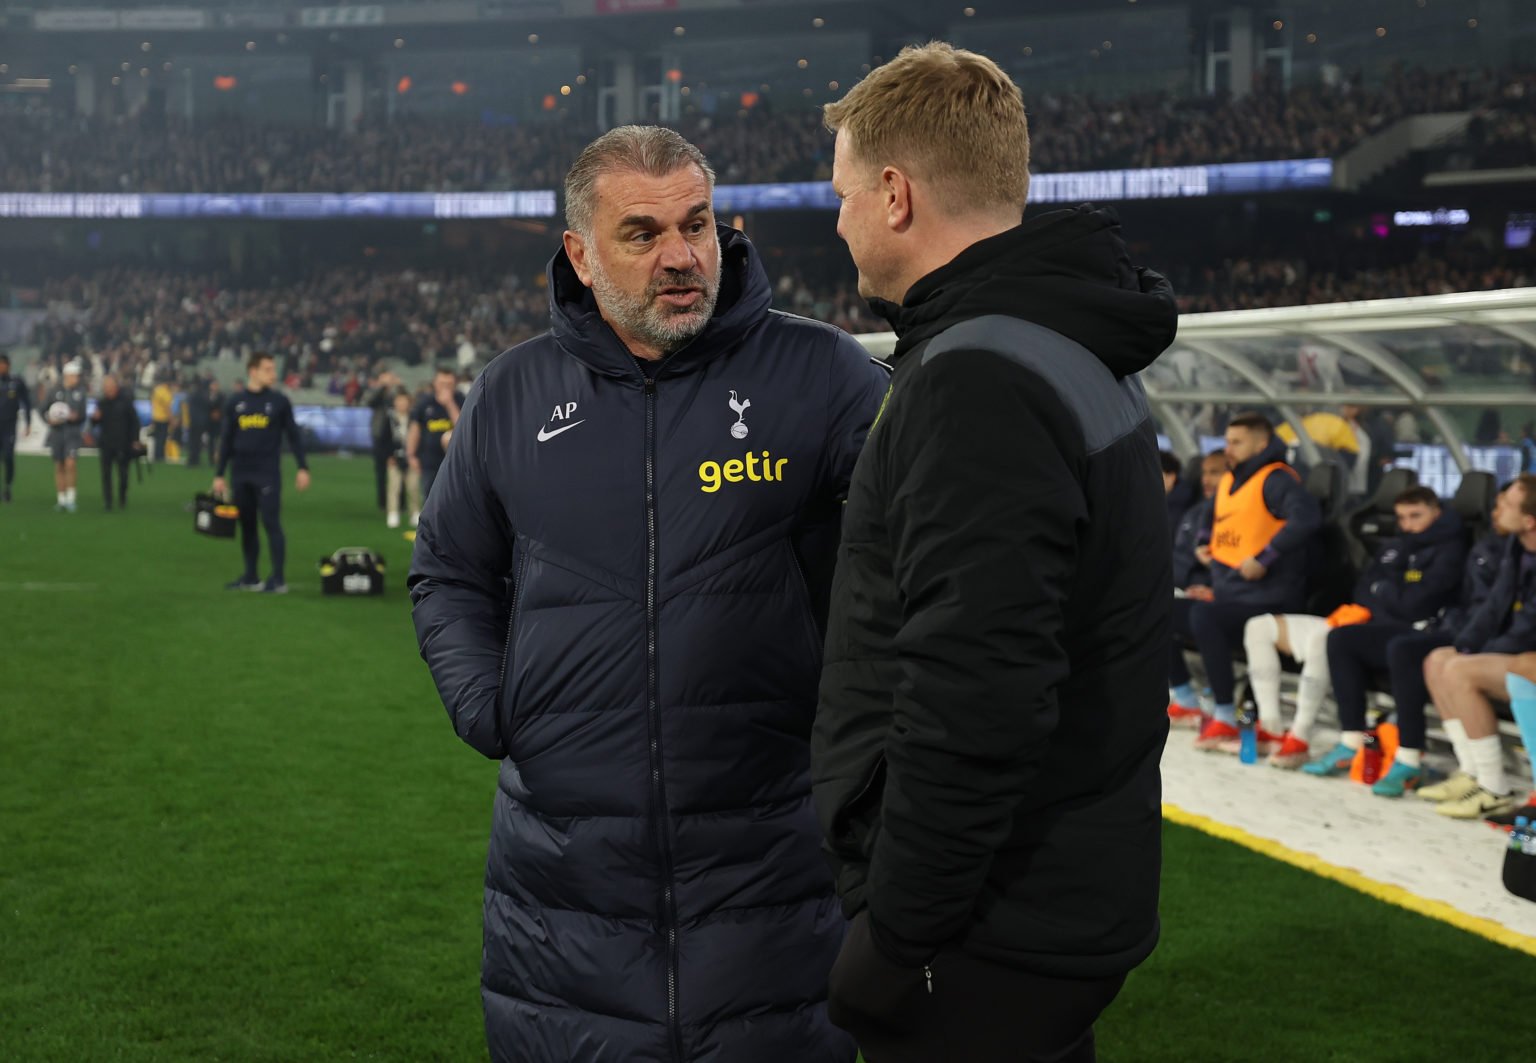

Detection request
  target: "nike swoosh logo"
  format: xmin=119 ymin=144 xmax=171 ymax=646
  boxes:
xmin=536 ymin=420 xmax=585 ymax=443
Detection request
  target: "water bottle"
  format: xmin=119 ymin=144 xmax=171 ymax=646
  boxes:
xmin=1236 ymin=693 xmax=1258 ymax=765
xmin=1360 ymin=729 xmax=1383 ymax=785
xmin=1510 ymin=817 xmax=1529 ymax=853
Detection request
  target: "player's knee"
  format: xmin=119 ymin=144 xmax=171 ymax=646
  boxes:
xmin=1304 ymin=626 xmax=1330 ymax=663
xmin=1243 ymin=614 xmax=1278 ymax=653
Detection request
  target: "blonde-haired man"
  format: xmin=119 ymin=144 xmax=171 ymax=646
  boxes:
xmin=811 ymin=43 xmax=1177 ymax=1062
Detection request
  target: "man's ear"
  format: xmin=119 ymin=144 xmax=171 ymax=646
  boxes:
xmin=564 ymin=230 xmax=594 ymax=287
xmin=881 ymin=166 xmax=915 ymax=233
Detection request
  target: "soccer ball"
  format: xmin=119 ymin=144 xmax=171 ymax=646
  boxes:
xmin=48 ymin=401 xmax=73 ymax=425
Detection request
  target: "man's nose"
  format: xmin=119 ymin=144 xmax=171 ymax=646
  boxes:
xmin=656 ymin=231 xmax=699 ymax=273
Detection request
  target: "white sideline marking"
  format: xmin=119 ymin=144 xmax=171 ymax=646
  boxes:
xmin=0 ymin=581 xmax=99 ymax=592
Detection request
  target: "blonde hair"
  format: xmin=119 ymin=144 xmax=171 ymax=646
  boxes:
xmin=823 ymin=41 xmax=1029 ymax=214
xmin=564 ymin=125 xmax=716 ymax=236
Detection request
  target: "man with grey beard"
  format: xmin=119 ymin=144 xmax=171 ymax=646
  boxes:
xmin=408 ymin=126 xmax=887 ymax=1062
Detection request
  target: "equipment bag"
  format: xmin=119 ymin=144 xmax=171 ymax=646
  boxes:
xmin=318 ymin=547 xmax=386 ymax=596
xmin=194 ymin=493 xmax=239 ymax=538
xmin=1504 ymin=840 xmax=1536 ymax=903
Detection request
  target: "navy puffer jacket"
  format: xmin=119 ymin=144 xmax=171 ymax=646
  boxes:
xmin=408 ymin=227 xmax=886 ymax=1062
xmin=1355 ymin=508 xmax=1466 ymax=624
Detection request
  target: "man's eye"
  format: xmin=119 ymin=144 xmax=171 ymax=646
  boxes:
xmin=632 ymin=232 xmax=655 ymax=244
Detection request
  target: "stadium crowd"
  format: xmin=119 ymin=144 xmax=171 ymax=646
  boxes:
xmin=1171 ymin=252 xmax=1534 ymax=313
xmin=19 ymin=247 xmax=1529 ymax=379
xmin=16 ymin=263 xmax=882 ymax=382
xmin=23 ymin=267 xmax=549 ymax=391
xmin=4 ymin=64 xmax=1534 ymax=193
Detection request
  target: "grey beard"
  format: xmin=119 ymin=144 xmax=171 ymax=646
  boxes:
xmin=590 ymin=245 xmax=723 ymax=355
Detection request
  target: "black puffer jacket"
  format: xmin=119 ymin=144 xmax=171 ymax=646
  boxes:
xmin=1354 ymin=508 xmax=1466 ymax=624
xmin=409 ymin=227 xmax=886 ymax=1062
xmin=812 ymin=205 xmax=1177 ymax=979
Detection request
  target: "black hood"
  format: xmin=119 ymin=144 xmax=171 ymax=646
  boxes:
xmin=547 ymin=224 xmax=773 ymax=383
xmin=1402 ymin=507 xmax=1465 ymax=551
xmin=871 ymin=205 xmax=1178 ymax=379
xmin=1230 ymin=436 xmax=1291 ymax=489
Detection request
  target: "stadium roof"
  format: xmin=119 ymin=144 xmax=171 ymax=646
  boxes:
xmin=857 ymin=287 xmax=1536 ymax=472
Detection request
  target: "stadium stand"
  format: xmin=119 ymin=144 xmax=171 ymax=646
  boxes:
xmin=3 ymin=65 xmax=1534 ymax=193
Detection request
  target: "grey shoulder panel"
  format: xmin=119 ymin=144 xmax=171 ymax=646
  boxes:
xmin=920 ymin=314 xmax=1150 ymax=455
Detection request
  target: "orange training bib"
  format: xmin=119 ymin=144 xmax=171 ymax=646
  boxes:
xmin=1210 ymin=462 xmax=1295 ymax=569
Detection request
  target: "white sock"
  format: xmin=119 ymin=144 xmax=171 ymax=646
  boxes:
xmin=1243 ymin=616 xmax=1285 ymax=733
xmin=66 ymin=488 xmax=76 ymax=504
xmin=1468 ymin=735 xmax=1509 ymax=795
xmin=1340 ymin=730 xmax=1365 ymax=751
xmin=1395 ymin=748 xmax=1422 ymax=768
xmin=57 ymin=491 xmax=66 ymax=504
xmin=1444 ymin=719 xmax=1477 ymax=775
xmin=1294 ymin=672 xmax=1329 ymax=743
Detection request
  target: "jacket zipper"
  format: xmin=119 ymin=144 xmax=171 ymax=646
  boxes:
xmin=644 ymin=377 xmax=685 ymax=1063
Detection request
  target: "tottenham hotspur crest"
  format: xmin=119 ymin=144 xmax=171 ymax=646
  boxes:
xmin=728 ymin=390 xmax=751 ymax=439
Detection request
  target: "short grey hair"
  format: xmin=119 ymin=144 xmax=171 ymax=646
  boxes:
xmin=564 ymin=125 xmax=716 ymax=237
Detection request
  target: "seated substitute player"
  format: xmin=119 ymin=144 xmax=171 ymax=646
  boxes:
xmin=1167 ymin=450 xmax=1228 ymax=636
xmin=212 ymin=352 xmax=311 ymax=594
xmin=1246 ymin=486 xmax=1465 ymax=768
xmin=44 ymin=360 xmax=89 ymax=513
xmin=1308 ymin=486 xmax=1508 ymax=796
xmin=1415 ymin=474 xmax=1536 ymax=818
xmin=1168 ymin=412 xmax=1321 ymax=750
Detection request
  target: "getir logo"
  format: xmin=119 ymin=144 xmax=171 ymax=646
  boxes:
xmin=426 ymin=418 xmax=453 ymax=434
xmin=700 ymin=451 xmax=788 ymax=493
xmin=238 ymin=414 xmax=270 ymax=430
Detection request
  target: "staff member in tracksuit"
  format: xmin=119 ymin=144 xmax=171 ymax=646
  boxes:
xmin=409 ymin=126 xmax=886 ymax=1063
xmin=0 ymin=351 xmax=33 ymax=503
xmin=1168 ymin=411 xmax=1322 ymax=752
xmin=90 ymin=373 xmax=141 ymax=511
xmin=406 ymin=366 xmax=462 ymax=505
xmin=213 ymin=352 xmax=310 ymax=594
xmin=813 ymin=44 xmax=1177 ymax=1063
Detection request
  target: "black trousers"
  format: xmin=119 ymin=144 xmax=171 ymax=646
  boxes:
xmin=1 ymin=431 xmax=14 ymax=488
xmin=830 ymin=914 xmax=1127 ymax=1063
xmin=1168 ymin=598 xmax=1282 ymax=705
xmin=151 ymin=421 xmax=169 ymax=463
xmin=1327 ymin=625 xmax=1453 ymax=749
xmin=372 ymin=445 xmax=391 ymax=510
xmin=186 ymin=419 xmax=209 ymax=466
xmin=233 ymin=475 xmax=285 ymax=584
xmin=99 ymin=447 xmax=132 ymax=507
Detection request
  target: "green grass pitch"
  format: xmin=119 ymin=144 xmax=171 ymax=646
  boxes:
xmin=1 ymin=453 xmax=1531 ymax=1061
